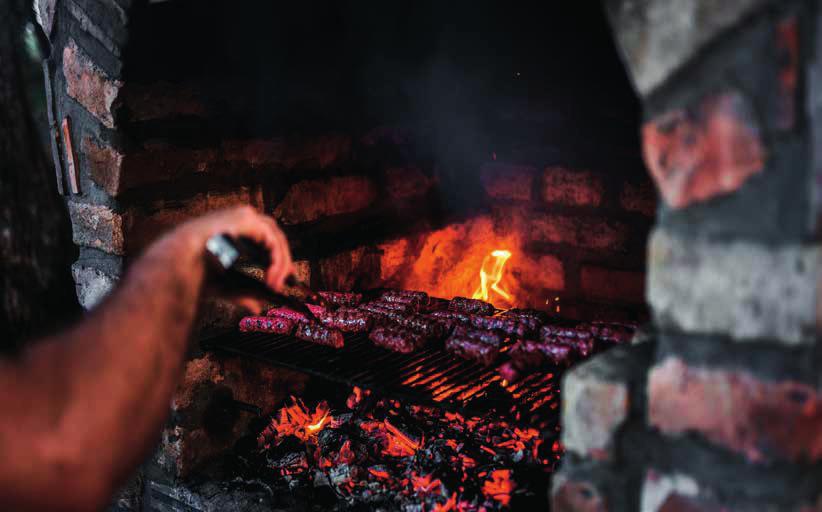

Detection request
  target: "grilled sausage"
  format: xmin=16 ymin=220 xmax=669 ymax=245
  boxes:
xmin=369 ymin=326 xmax=425 ymax=353
xmin=448 ymin=297 xmax=495 ymax=316
xmin=295 ymin=322 xmax=344 ymax=348
xmin=239 ymin=316 xmax=296 ymax=335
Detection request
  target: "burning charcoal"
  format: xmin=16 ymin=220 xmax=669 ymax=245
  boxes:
xmin=318 ymin=307 xmax=373 ymax=332
xmin=470 ymin=314 xmax=530 ymax=338
xmin=369 ymin=326 xmax=425 ymax=354
xmin=329 ymin=463 xmax=354 ymax=487
xmin=448 ymin=296 xmax=495 ymax=316
xmin=269 ymin=451 xmax=308 ymax=473
xmin=239 ymin=315 xmax=296 ymax=335
xmin=295 ymin=322 xmax=344 ymax=348
xmin=318 ymin=291 xmax=363 ymax=307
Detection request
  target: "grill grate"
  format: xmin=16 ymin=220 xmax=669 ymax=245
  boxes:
xmin=201 ymin=330 xmax=561 ymax=421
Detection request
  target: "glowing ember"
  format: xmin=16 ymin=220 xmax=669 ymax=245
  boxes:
xmin=259 ymin=396 xmax=332 ymax=445
xmin=412 ymin=472 xmax=443 ymax=495
xmin=472 ymin=249 xmax=513 ymax=305
xmin=483 ymin=469 xmax=516 ymax=507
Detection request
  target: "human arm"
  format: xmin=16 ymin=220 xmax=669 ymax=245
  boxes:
xmin=0 ymin=206 xmax=292 ymax=511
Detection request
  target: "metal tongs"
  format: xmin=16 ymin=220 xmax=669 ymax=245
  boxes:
xmin=204 ymin=233 xmax=326 ymax=321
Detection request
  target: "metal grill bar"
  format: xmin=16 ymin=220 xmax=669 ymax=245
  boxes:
xmin=201 ymin=330 xmax=561 ymax=419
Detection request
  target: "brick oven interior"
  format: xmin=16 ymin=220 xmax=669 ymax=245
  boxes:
xmin=20 ymin=0 xmax=822 ymax=510
xmin=50 ymin=2 xmax=656 ymax=509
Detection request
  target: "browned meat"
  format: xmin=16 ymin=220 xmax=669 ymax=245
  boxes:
xmin=295 ymin=322 xmax=344 ymax=348
xmin=369 ymin=326 xmax=425 ymax=353
xmin=318 ymin=291 xmax=363 ymax=307
xmin=451 ymin=326 xmax=503 ymax=346
xmin=499 ymin=308 xmax=548 ymax=331
xmin=319 ymin=307 xmax=372 ymax=333
xmin=502 ymin=308 xmax=549 ymax=324
xmin=380 ymin=290 xmax=429 ymax=306
xmin=445 ymin=336 xmax=500 ymax=366
xmin=540 ymin=324 xmax=593 ymax=341
xmin=470 ymin=315 xmax=530 ymax=338
xmin=445 ymin=326 xmax=504 ymax=366
xmin=448 ymin=296 xmax=495 ymax=316
xmin=588 ymin=322 xmax=635 ymax=344
xmin=239 ymin=316 xmax=296 ymax=335
xmin=391 ymin=314 xmax=448 ymax=340
xmin=267 ymin=306 xmax=311 ymax=323
xmin=501 ymin=338 xmax=574 ymax=382
xmin=360 ymin=301 xmax=415 ymax=315
xmin=426 ymin=310 xmax=472 ymax=331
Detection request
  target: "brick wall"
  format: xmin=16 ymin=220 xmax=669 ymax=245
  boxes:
xmin=553 ymin=1 xmax=822 ymax=510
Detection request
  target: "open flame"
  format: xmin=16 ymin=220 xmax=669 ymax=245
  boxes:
xmin=472 ymin=249 xmax=513 ymax=306
xmin=259 ymin=396 xmax=332 ymax=445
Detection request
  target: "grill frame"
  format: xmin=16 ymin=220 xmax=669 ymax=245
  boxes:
xmin=201 ymin=329 xmax=561 ymax=421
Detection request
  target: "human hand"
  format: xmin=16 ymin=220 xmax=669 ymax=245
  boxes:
xmin=171 ymin=206 xmax=295 ymax=293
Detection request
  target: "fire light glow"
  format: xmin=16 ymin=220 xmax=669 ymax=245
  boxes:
xmin=472 ymin=249 xmax=513 ymax=305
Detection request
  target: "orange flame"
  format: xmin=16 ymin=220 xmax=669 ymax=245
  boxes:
xmin=269 ymin=397 xmax=332 ymax=442
xmin=472 ymin=249 xmax=513 ymax=305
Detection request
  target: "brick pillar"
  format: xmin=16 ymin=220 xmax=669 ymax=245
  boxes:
xmin=554 ymin=1 xmax=822 ymax=510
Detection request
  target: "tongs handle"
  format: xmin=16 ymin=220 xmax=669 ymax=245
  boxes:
xmin=204 ymin=234 xmax=323 ymax=321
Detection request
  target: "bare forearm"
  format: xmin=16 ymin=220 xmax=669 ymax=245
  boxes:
xmin=0 ymin=229 xmax=207 ymax=510
xmin=0 ymin=207 xmax=293 ymax=511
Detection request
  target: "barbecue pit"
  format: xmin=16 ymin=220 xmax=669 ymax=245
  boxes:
xmin=44 ymin=0 xmax=822 ymax=511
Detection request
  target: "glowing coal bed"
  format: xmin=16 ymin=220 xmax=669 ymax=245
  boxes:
xmin=217 ymin=386 xmax=561 ymax=511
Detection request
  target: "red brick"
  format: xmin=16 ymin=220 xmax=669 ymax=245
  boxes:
xmin=226 ymin=134 xmax=351 ymax=171
xmin=480 ymin=162 xmax=536 ymax=201
xmin=642 ymin=91 xmax=765 ymax=209
xmin=68 ymin=202 xmax=124 ymax=255
xmin=62 ymin=39 xmax=122 ymax=129
xmin=318 ymin=246 xmax=380 ymax=291
xmin=384 ymin=167 xmax=435 ymax=200
xmin=562 ymin=347 xmax=634 ymax=461
xmin=542 ymin=167 xmax=604 ymax=207
xmin=274 ymin=176 xmax=377 ymax=225
xmin=533 ymin=254 xmax=565 ymax=291
xmin=121 ymin=82 xmax=207 ymax=123
xmin=775 ymin=16 xmax=799 ymax=131
xmin=580 ymin=266 xmax=645 ymax=303
xmin=648 ymin=357 xmax=822 ymax=463
xmin=127 ymin=188 xmax=260 ymax=251
xmin=620 ymin=181 xmax=657 ymax=217
xmin=530 ymin=214 xmax=628 ymax=252
xmin=83 ymin=137 xmax=123 ymax=196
